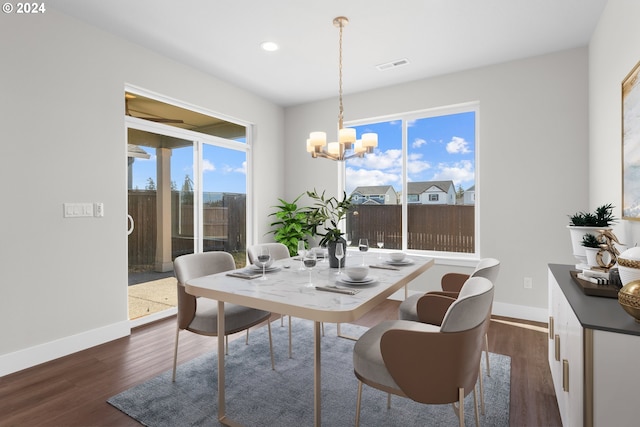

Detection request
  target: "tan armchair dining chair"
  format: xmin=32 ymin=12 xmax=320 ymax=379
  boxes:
xmin=172 ymin=251 xmax=275 ymax=382
xmin=353 ymin=277 xmax=494 ymax=427
xmin=398 ymin=258 xmax=500 ymax=374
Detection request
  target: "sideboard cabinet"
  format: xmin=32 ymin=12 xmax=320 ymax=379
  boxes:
xmin=548 ymin=264 xmax=640 ymax=426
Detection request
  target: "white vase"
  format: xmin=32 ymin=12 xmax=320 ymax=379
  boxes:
xmin=584 ymin=247 xmax=600 ymax=268
xmin=567 ymin=226 xmax=610 ymax=267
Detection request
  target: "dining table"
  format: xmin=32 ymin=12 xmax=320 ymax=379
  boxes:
xmin=185 ymin=251 xmax=435 ymax=426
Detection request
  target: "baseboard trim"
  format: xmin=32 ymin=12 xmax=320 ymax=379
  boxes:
xmin=0 ymin=321 xmax=130 ymax=377
xmin=389 ymin=290 xmax=548 ymax=323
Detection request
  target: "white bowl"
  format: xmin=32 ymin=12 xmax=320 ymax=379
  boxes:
xmin=389 ymin=252 xmax=406 ymax=262
xmin=345 ymin=266 xmax=369 ymax=281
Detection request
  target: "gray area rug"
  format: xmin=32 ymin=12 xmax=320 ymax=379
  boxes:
xmin=108 ymin=319 xmax=510 ymax=426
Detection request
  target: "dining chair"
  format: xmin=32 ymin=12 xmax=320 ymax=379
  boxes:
xmin=353 ymin=277 xmax=494 ymax=427
xmin=247 ymin=242 xmax=295 ymax=357
xmin=172 ymin=251 xmax=275 ymax=382
xmin=398 ymin=258 xmax=500 ymax=375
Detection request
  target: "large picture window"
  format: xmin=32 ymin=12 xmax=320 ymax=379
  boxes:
xmin=344 ymin=103 xmax=477 ymax=256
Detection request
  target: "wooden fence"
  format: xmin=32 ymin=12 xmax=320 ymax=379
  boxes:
xmin=128 ymin=191 xmax=246 ymax=268
xmin=346 ymin=204 xmax=475 ymax=253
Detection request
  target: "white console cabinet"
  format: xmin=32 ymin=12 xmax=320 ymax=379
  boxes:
xmin=548 ymin=264 xmax=640 ymax=427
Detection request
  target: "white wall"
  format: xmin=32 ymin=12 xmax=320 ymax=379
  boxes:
xmin=285 ymin=48 xmax=590 ymax=321
xmin=589 ymin=0 xmax=640 ymax=249
xmin=0 ymin=10 xmax=284 ymax=375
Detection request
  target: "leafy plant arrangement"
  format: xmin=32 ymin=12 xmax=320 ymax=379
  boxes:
xmin=306 ymin=189 xmax=353 ymax=247
xmin=267 ymin=194 xmax=315 ymax=256
xmin=568 ymin=203 xmax=617 ymax=227
xmin=581 ymin=233 xmax=601 ymax=248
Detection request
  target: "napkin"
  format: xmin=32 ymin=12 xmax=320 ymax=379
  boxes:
xmin=226 ymin=271 xmax=262 ymax=279
xmin=369 ymin=264 xmax=400 ymax=271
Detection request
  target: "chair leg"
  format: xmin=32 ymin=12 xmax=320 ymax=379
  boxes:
xmin=225 ymin=335 xmax=229 ymax=355
xmin=245 ymin=329 xmax=250 ymax=345
xmin=478 ymin=361 xmax=485 ymax=414
xmin=267 ymin=321 xmax=275 ymax=370
xmin=485 ymin=333 xmax=491 ymax=377
xmin=288 ymin=315 xmax=293 ymax=359
xmin=172 ymin=326 xmax=180 ymax=382
xmin=456 ymin=387 xmax=465 ymax=427
xmin=473 ymin=386 xmax=480 ymax=427
xmin=355 ymin=380 xmax=363 ymax=427
xmin=387 ymin=393 xmax=391 ymax=409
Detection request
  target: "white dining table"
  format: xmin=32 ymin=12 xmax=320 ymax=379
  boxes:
xmin=185 ymin=251 xmax=434 ymax=427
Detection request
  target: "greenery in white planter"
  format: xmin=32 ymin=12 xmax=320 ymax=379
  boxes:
xmin=568 ymin=203 xmax=617 ymax=227
xmin=581 ymin=233 xmax=601 ymax=248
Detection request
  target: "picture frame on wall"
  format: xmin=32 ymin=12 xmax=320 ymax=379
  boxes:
xmin=622 ymin=59 xmax=640 ymax=220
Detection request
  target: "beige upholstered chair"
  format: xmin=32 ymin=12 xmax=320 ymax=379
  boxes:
xmin=398 ymin=258 xmax=499 ymax=375
xmin=353 ymin=277 xmax=494 ymax=427
xmin=247 ymin=242 xmax=299 ymax=357
xmin=172 ymin=251 xmax=275 ymax=382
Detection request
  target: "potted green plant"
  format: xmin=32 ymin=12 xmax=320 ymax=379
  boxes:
xmin=567 ymin=203 xmax=616 ymax=266
xmin=267 ymin=194 xmax=316 ymax=256
xmin=306 ymin=189 xmax=353 ymax=268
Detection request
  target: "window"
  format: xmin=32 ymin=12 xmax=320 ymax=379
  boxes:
xmin=344 ymin=103 xmax=477 ymax=256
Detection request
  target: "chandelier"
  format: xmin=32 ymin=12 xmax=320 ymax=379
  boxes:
xmin=306 ymin=16 xmax=378 ymax=161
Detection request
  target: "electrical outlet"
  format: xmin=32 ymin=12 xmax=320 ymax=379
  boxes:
xmin=94 ymin=202 xmax=104 ymax=217
xmin=524 ymin=277 xmax=533 ymax=289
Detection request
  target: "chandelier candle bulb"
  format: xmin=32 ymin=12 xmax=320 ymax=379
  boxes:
xmin=339 ymin=128 xmax=356 ymax=144
xmin=362 ymin=133 xmax=378 ymax=147
xmin=309 ymin=132 xmax=327 ymax=147
xmin=328 ymin=142 xmax=341 ymax=155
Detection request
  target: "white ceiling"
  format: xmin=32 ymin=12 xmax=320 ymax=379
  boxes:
xmin=50 ymin=0 xmax=608 ymax=107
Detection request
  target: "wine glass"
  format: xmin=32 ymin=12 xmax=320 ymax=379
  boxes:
xmin=297 ymin=240 xmax=306 ymax=270
xmin=335 ymin=243 xmax=344 ymax=276
xmin=358 ymin=238 xmax=369 ymax=265
xmin=346 ymin=234 xmax=352 ymax=257
xmin=255 ymin=246 xmax=271 ymax=281
xmin=377 ymin=240 xmax=384 ymax=259
xmin=303 ymin=248 xmax=317 ymax=288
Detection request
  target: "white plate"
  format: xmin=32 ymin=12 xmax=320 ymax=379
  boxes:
xmin=249 ymin=265 xmax=280 ymax=272
xmin=337 ymin=276 xmax=377 ymax=286
xmin=384 ymin=259 xmax=414 ymax=266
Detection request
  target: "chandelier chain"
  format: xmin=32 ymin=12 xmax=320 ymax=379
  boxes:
xmin=338 ymin=18 xmax=344 ymax=129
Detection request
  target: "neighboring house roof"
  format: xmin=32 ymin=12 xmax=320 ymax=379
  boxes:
xmin=351 ymin=185 xmax=396 ymax=196
xmin=466 ymin=185 xmax=475 ymax=191
xmin=406 ymin=180 xmax=455 ymax=195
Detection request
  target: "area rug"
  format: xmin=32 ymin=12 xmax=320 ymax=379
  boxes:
xmin=108 ymin=319 xmax=510 ymax=426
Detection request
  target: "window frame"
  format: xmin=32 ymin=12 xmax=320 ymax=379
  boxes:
xmin=342 ymin=101 xmax=480 ymax=262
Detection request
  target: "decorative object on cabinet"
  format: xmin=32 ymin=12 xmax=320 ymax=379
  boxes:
xmin=567 ymin=204 xmax=617 ymax=268
xmin=622 ymin=59 xmax=640 ymax=219
xmin=618 ymin=280 xmax=640 ymax=322
xmin=616 ymin=246 xmax=640 ymax=285
xmin=569 ymin=270 xmax=619 ymax=298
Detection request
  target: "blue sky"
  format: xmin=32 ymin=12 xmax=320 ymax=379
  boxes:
xmin=345 ymin=111 xmax=476 ymax=194
xmin=130 ymin=111 xmax=474 ymax=196
xmin=130 ymin=144 xmax=247 ymax=194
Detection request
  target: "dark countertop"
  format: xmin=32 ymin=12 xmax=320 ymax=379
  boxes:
xmin=549 ymin=264 xmax=640 ymax=336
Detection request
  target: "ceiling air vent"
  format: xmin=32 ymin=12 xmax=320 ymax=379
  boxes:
xmin=376 ymin=58 xmax=410 ymax=71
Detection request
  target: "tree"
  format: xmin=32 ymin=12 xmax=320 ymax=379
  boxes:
xmin=145 ymin=177 xmax=156 ymax=190
xmin=181 ymin=174 xmax=194 ymax=204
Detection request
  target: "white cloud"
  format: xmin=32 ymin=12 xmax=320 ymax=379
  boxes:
xmin=222 ymin=161 xmax=247 ymax=175
xmin=348 ymin=149 xmax=402 ymax=172
xmin=431 ymin=160 xmax=474 ymax=185
xmin=446 ymin=136 xmax=471 ymax=154
xmin=202 ymin=159 xmax=215 ymax=172
xmin=412 ymin=138 xmax=427 ymax=148
xmin=345 ymin=167 xmax=400 ymax=194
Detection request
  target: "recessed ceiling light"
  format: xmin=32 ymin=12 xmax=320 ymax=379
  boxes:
xmin=260 ymin=41 xmax=279 ymax=52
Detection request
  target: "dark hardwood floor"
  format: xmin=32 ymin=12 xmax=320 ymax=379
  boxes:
xmin=0 ymin=301 xmax=561 ymax=426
